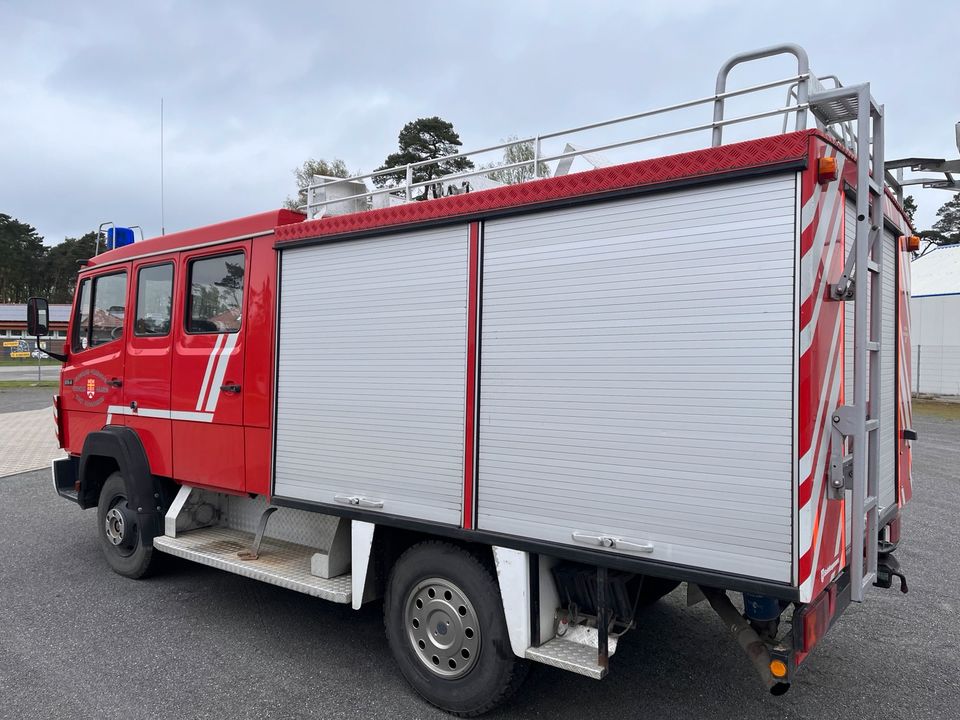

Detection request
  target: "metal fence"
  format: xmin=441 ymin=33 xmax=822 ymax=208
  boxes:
xmin=911 ymin=345 xmax=960 ymax=397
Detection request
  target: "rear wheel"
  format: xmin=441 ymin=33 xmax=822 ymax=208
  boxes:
xmin=96 ymin=471 xmax=155 ymax=579
xmin=384 ymin=541 xmax=528 ymax=716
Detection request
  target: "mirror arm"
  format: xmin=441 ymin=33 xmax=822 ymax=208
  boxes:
xmin=34 ymin=335 xmax=67 ymax=363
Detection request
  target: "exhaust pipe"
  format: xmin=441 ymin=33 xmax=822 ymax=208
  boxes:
xmin=699 ymin=586 xmax=790 ymax=696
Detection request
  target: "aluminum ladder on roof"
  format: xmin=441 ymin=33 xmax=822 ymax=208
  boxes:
xmin=814 ymin=84 xmax=885 ymax=603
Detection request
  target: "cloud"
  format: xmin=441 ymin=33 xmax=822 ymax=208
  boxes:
xmin=1 ymin=0 xmax=956 ymax=243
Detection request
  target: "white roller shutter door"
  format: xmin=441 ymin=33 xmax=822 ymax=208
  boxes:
xmin=477 ymin=175 xmax=798 ymax=582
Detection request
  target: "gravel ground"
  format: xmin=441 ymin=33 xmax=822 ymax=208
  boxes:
xmin=0 ymin=386 xmax=54 ymax=413
xmin=0 ymin=409 xmax=956 ymax=720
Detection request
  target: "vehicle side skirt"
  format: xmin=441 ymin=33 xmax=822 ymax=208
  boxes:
xmin=271 ymin=494 xmax=800 ymax=601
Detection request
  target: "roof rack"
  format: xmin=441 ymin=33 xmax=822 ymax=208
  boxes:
xmin=303 ymin=44 xmax=846 ymax=219
xmin=885 ymin=122 xmax=960 ymax=202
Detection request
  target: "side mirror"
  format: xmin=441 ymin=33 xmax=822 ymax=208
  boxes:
xmin=26 ymin=297 xmax=67 ymax=362
xmin=27 ymin=297 xmax=49 ymax=337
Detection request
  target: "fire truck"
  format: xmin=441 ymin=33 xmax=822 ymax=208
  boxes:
xmin=28 ymin=45 xmax=918 ymax=715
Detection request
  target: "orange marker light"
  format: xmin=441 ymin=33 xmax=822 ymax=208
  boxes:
xmin=817 ymin=156 xmax=838 ymax=184
xmin=769 ymin=659 xmax=788 ymax=679
xmin=901 ymin=235 xmax=921 ymax=252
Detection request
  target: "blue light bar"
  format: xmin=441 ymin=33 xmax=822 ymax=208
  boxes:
xmin=106 ymin=227 xmax=135 ymax=250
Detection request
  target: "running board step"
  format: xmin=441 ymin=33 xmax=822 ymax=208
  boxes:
xmin=524 ymin=636 xmax=617 ymax=680
xmin=153 ymin=526 xmax=352 ymax=604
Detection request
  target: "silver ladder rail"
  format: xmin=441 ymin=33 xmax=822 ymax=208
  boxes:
xmin=819 ymin=83 xmax=885 ymax=602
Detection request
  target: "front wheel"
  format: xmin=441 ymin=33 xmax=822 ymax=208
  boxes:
xmin=96 ymin=471 xmax=155 ymax=578
xmin=384 ymin=541 xmax=528 ymax=716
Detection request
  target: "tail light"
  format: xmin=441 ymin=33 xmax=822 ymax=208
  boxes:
xmin=801 ymin=583 xmax=837 ymax=654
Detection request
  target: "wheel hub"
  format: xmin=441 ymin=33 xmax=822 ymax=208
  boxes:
xmin=104 ymin=503 xmax=137 ymax=550
xmin=404 ymin=577 xmax=480 ymax=679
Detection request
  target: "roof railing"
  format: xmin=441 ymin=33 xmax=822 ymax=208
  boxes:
xmin=302 ymin=44 xmax=830 ymax=219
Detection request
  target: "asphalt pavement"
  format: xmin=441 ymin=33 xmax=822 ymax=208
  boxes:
xmin=0 ymin=386 xmax=54 ymax=413
xmin=0 ymin=410 xmax=957 ymax=720
xmin=0 ymin=364 xmax=61 ymax=382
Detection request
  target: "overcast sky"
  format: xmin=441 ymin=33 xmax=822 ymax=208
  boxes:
xmin=2 ymin=0 xmax=957 ymax=245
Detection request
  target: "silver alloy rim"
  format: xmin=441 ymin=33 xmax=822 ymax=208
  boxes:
xmin=104 ymin=507 xmax=126 ymax=546
xmin=404 ymin=577 xmax=481 ymax=679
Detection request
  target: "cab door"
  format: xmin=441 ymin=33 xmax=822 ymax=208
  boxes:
xmin=61 ymin=267 xmax=130 ymax=453
xmin=170 ymin=243 xmax=249 ymax=491
xmin=122 ymin=259 xmax=176 ymax=477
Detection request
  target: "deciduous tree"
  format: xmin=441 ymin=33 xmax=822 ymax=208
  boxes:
xmin=284 ymin=158 xmax=352 ymax=211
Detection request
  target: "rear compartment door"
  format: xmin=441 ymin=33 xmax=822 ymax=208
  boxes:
xmin=843 ymin=200 xmax=898 ymax=515
xmin=170 ymin=242 xmax=249 ymax=491
xmin=896 ymin=234 xmax=913 ymax=504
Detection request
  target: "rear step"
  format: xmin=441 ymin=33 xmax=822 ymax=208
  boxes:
xmin=153 ymin=526 xmax=352 ymax=603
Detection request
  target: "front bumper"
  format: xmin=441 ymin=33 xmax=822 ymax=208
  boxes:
xmin=51 ymin=455 xmax=81 ymax=505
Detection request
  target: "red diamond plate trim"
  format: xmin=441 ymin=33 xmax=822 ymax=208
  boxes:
xmin=276 ymin=131 xmax=819 ymax=243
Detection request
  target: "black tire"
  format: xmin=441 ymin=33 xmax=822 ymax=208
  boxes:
xmin=96 ymin=471 xmax=155 ymax=579
xmin=384 ymin=541 xmax=528 ymax=716
xmin=637 ymin=576 xmax=681 ymax=607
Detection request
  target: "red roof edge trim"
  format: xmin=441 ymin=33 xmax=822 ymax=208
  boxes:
xmin=275 ymin=131 xmax=818 ymax=243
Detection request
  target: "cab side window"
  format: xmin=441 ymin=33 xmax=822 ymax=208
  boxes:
xmin=135 ymin=263 xmax=174 ymax=336
xmin=187 ymin=252 xmax=245 ymax=333
xmin=72 ymin=272 xmax=128 ymax=351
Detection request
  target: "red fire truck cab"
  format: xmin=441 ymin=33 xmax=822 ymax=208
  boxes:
xmin=31 ymin=45 xmax=915 ymax=716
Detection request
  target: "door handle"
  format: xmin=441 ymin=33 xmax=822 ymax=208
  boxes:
xmin=334 ymin=495 xmax=384 ymax=509
xmin=571 ymin=531 xmax=654 ymax=554
xmin=109 ymin=378 xmax=123 ymax=388
xmin=220 ymin=383 xmax=242 ymax=394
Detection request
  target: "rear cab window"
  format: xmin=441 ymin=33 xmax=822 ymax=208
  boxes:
xmin=186 ymin=252 xmax=245 ymax=333
xmin=135 ymin=263 xmax=174 ymax=336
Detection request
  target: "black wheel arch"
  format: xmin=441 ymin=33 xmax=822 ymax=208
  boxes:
xmin=78 ymin=426 xmax=177 ymax=547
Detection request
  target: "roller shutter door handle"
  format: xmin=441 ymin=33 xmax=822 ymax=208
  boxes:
xmin=572 ymin=531 xmax=654 ymax=554
xmin=334 ymin=495 xmax=384 ymax=509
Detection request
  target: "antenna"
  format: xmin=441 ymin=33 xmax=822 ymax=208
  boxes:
xmin=161 ymin=98 xmax=166 ymax=236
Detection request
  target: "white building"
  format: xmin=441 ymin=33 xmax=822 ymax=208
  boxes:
xmin=911 ymin=244 xmax=960 ymax=396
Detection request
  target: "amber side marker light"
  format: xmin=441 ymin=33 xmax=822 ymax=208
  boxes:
xmin=769 ymin=659 xmax=789 ymax=679
xmin=817 ymin=156 xmax=838 ymax=184
xmin=901 ymin=235 xmax=921 ymax=252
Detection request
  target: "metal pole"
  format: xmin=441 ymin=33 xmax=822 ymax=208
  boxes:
xmin=161 ymin=98 xmax=165 ymax=236
xmin=596 ymin=566 xmax=609 ymax=671
xmin=916 ymin=345 xmax=921 ymax=394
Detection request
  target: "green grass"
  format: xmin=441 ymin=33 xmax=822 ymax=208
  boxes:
xmin=0 ymin=380 xmax=58 ymax=389
xmin=913 ymin=398 xmax=960 ymax=421
xmin=0 ymin=357 xmax=61 ymax=366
